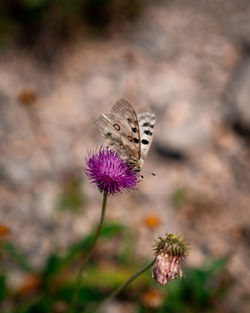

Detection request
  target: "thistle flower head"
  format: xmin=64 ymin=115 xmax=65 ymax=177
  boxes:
xmin=85 ymin=147 xmax=139 ymax=195
xmin=152 ymin=233 xmax=190 ymax=285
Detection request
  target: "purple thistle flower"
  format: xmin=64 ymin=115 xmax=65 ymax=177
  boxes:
xmin=85 ymin=148 xmax=139 ymax=195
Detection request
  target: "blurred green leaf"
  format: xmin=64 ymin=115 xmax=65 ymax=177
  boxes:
xmin=57 ymin=176 xmax=85 ymax=213
xmin=15 ymin=296 xmax=54 ymax=313
xmin=61 ymin=222 xmax=127 ymax=266
xmin=3 ymin=242 xmax=34 ymax=272
xmin=0 ymin=0 xmax=145 ymax=52
xmin=42 ymin=222 xmax=126 ymax=279
xmin=171 ymin=188 xmax=188 ymax=209
xmin=43 ymin=254 xmax=61 ymax=280
xmin=21 ymin=0 xmax=50 ymax=9
xmin=0 ymin=273 xmax=7 ymax=302
xmin=77 ymin=262 xmax=153 ymax=290
xmin=156 ymin=258 xmax=229 ymax=313
xmin=118 ymin=231 xmax=136 ymax=265
xmin=0 ymin=18 xmax=20 ymax=45
xmin=58 ymin=285 xmax=103 ymax=305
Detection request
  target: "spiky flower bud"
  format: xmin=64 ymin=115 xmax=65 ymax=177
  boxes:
xmin=152 ymin=233 xmax=190 ymax=285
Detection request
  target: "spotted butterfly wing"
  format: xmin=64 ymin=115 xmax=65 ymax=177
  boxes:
xmin=138 ymin=112 xmax=156 ymax=159
xmin=96 ymin=99 xmax=141 ymax=167
xmin=96 ymin=98 xmax=155 ymax=170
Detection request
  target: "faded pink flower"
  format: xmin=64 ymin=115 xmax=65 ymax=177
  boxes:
xmin=153 ymin=254 xmax=182 ymax=285
xmin=152 ymin=233 xmax=189 ymax=285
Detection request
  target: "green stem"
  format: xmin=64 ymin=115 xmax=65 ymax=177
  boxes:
xmin=71 ymin=191 xmax=108 ymax=313
xmin=85 ymin=258 xmax=156 ymax=313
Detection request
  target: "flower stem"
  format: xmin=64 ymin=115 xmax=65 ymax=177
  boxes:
xmin=84 ymin=258 xmax=156 ymax=313
xmin=70 ymin=191 xmax=108 ymax=313
xmin=103 ymin=258 xmax=156 ymax=304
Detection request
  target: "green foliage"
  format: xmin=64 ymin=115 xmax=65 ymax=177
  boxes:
xmin=21 ymin=0 xmax=51 ymax=9
xmin=165 ymin=259 xmax=228 ymax=313
xmin=138 ymin=258 xmax=230 ymax=313
xmin=0 ymin=274 xmax=7 ymax=302
xmin=0 ymin=0 xmax=145 ymax=49
xmin=0 ymin=219 xmax=231 ymax=313
xmin=42 ymin=222 xmax=127 ymax=280
xmin=2 ymin=242 xmax=34 ymax=272
xmin=171 ymin=188 xmax=189 ymax=209
xmin=117 ymin=230 xmax=135 ymax=265
xmin=57 ymin=176 xmax=86 ymax=213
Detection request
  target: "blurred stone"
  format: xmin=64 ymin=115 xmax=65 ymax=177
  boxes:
xmin=147 ymin=74 xmax=214 ymax=151
xmin=224 ymin=52 xmax=250 ymax=137
xmin=101 ymin=301 xmax=135 ymax=313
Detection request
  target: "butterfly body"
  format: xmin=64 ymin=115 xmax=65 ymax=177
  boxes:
xmin=97 ymin=99 xmax=155 ymax=170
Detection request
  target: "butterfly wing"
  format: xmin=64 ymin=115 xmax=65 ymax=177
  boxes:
xmin=138 ymin=112 xmax=156 ymax=159
xmin=96 ymin=99 xmax=141 ymax=163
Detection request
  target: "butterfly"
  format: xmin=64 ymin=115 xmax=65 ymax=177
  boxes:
xmin=96 ymin=98 xmax=156 ymax=170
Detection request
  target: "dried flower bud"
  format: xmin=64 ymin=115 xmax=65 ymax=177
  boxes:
xmin=152 ymin=233 xmax=190 ymax=285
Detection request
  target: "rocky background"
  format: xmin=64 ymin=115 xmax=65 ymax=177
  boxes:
xmin=0 ymin=0 xmax=250 ymax=312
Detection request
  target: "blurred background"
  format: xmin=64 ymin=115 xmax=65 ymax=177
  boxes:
xmin=0 ymin=0 xmax=250 ymax=312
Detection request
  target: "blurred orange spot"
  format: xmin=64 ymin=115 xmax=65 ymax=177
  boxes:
xmin=0 ymin=223 xmax=10 ymax=240
xmin=144 ymin=214 xmax=161 ymax=229
xmin=17 ymin=89 xmax=38 ymax=105
xmin=142 ymin=288 xmax=163 ymax=308
xmin=19 ymin=274 xmax=41 ymax=295
xmin=53 ymin=301 xmax=68 ymax=313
